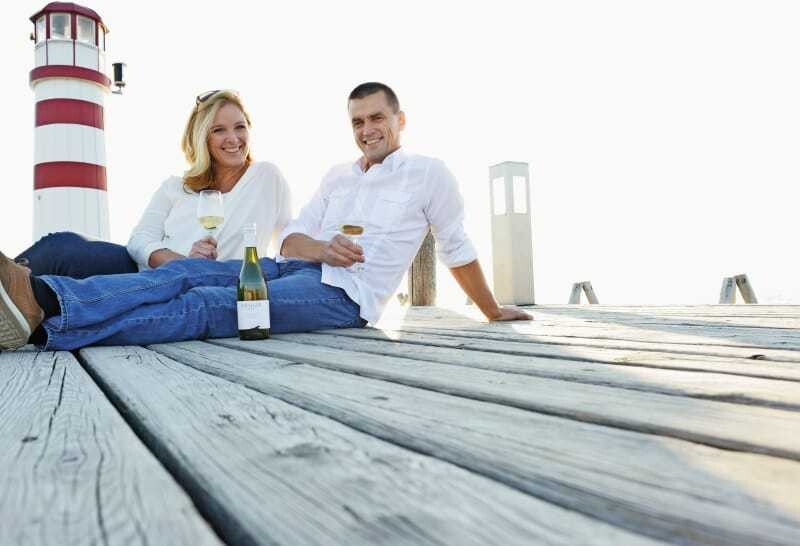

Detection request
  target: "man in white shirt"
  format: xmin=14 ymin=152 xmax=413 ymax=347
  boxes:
xmin=0 ymin=83 xmax=530 ymax=351
xmin=280 ymin=82 xmax=531 ymax=325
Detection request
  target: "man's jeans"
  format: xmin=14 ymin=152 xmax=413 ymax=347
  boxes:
xmin=39 ymin=258 xmax=364 ymax=350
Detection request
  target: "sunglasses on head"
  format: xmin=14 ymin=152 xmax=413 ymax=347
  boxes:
xmin=196 ymin=90 xmax=221 ymax=105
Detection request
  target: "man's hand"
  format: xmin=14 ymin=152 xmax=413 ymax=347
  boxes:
xmin=319 ymin=234 xmax=364 ymax=267
xmin=188 ymin=236 xmax=218 ymax=260
xmin=487 ymin=305 xmax=533 ymax=322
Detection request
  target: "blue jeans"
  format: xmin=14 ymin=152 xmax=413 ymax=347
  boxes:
xmin=39 ymin=258 xmax=364 ymax=350
xmin=16 ymin=232 xmax=138 ymax=278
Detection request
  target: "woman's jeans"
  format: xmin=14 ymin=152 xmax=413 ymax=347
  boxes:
xmin=16 ymin=232 xmax=138 ymax=278
xmin=39 ymin=258 xmax=364 ymax=350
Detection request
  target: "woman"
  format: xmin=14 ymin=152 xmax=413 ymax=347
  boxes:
xmin=15 ymin=90 xmax=290 ymax=276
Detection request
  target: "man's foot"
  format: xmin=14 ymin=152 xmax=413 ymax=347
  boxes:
xmin=0 ymin=252 xmax=44 ymax=350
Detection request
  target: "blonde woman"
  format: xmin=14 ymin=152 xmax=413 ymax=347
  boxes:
xmin=15 ymin=90 xmax=291 ymax=277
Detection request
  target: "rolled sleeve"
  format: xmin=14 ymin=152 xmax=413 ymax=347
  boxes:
xmin=276 ymin=175 xmax=331 ymax=262
xmin=425 ymin=160 xmax=479 ymax=268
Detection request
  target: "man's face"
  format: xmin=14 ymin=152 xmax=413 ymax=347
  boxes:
xmin=348 ymin=91 xmax=405 ymax=168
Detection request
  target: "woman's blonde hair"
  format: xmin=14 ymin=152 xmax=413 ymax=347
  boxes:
xmin=181 ymin=90 xmax=253 ymax=192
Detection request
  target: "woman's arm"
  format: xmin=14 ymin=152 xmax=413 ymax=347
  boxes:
xmin=127 ymin=179 xmax=177 ymax=268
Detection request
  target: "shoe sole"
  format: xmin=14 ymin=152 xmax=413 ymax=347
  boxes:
xmin=0 ymin=280 xmax=31 ymax=350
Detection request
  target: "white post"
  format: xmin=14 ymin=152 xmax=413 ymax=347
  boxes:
xmin=489 ymin=162 xmax=534 ymax=305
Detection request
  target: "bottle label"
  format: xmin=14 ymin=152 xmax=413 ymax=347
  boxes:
xmin=237 ymin=300 xmax=270 ymax=330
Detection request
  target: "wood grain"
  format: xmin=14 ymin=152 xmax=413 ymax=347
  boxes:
xmin=79 ymin=345 xmax=657 ymax=546
xmin=0 ymin=351 xmax=221 ymax=546
xmin=152 ymin=340 xmax=800 ymax=546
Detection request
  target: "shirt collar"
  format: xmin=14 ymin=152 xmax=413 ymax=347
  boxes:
xmin=353 ymin=147 xmax=407 ymax=175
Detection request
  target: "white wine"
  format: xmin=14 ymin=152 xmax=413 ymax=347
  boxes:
xmin=237 ymin=224 xmax=269 ymax=340
xmin=340 ymin=224 xmax=364 ymax=237
xmin=199 ymin=215 xmax=224 ymax=230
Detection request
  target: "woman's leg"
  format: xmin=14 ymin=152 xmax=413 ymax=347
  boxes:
xmin=16 ymin=232 xmax=138 ymax=278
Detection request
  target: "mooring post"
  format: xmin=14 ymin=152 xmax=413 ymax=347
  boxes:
xmin=408 ymin=230 xmax=436 ymax=306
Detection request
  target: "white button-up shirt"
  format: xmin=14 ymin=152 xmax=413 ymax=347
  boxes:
xmin=278 ymin=149 xmax=477 ymax=324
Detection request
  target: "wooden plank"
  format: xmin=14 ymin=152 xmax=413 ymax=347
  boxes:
xmin=152 ymin=341 xmax=800 ymax=546
xmin=77 ymin=346 xmax=656 ymax=546
xmin=376 ymin=318 xmax=800 ymax=350
xmin=207 ymin=338 xmax=800 ymax=460
xmin=409 ymin=231 xmax=436 ymax=306
xmin=0 ymin=351 xmax=221 ymax=546
xmin=278 ymin=332 xmax=800 ymax=409
xmin=323 ymin=327 xmax=800 ymax=378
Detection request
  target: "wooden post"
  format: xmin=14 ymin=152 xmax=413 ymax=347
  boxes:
xmin=568 ymin=281 xmax=599 ymax=304
xmin=719 ymin=277 xmax=736 ymax=304
xmin=409 ymin=231 xmax=436 ymax=306
xmin=568 ymin=283 xmax=583 ymax=304
xmin=734 ymin=274 xmax=758 ymax=304
xmin=582 ymin=281 xmax=599 ymax=304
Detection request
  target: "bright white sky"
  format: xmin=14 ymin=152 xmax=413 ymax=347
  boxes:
xmin=3 ymin=0 xmax=799 ymax=305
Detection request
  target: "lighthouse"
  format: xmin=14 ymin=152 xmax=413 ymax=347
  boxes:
xmin=29 ymin=2 xmax=111 ymax=241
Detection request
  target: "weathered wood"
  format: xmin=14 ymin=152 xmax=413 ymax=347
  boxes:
xmin=0 ymin=351 xmax=221 ymax=546
xmin=328 ymin=327 xmax=800 ymax=377
xmin=568 ymin=283 xmax=582 ymax=304
xmin=735 ymin=274 xmax=759 ymax=304
xmin=720 ymin=277 xmax=737 ymax=303
xmin=153 ymin=341 xmax=800 ymax=546
xmin=78 ymin=346 xmax=655 ymax=546
xmin=582 ymin=281 xmax=599 ymax=304
xmin=408 ymin=230 xmax=436 ymax=306
xmin=207 ymin=338 xmax=800 ymax=460
xmin=376 ymin=313 xmax=800 ymax=349
xmin=277 ymin=332 xmax=800 ymax=409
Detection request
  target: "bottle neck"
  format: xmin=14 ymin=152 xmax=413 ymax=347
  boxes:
xmin=244 ymin=246 xmax=259 ymax=262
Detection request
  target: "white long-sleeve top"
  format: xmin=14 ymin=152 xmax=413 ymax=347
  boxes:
xmin=277 ymin=149 xmax=477 ymax=324
xmin=127 ymin=161 xmax=291 ymax=269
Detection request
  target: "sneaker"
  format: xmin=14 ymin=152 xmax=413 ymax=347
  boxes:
xmin=0 ymin=251 xmax=44 ymax=350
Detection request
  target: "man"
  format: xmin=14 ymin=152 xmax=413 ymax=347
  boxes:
xmin=0 ymin=82 xmax=531 ymax=351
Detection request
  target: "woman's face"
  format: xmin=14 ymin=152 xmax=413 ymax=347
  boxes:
xmin=207 ymin=102 xmax=249 ymax=169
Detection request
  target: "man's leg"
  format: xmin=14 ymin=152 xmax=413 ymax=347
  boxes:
xmin=40 ymin=258 xmax=279 ymax=332
xmin=267 ymin=261 xmax=364 ymax=334
xmin=42 ymin=261 xmax=363 ymax=349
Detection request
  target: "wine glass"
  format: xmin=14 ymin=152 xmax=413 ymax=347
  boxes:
xmin=340 ymin=221 xmax=365 ymax=273
xmin=197 ymin=189 xmax=224 ymax=240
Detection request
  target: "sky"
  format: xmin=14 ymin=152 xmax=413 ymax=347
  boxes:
xmin=2 ymin=0 xmax=799 ymax=305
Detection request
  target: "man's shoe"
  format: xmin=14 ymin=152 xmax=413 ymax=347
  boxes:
xmin=0 ymin=252 xmax=44 ymax=350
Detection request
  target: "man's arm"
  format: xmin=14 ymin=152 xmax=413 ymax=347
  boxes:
xmin=280 ymin=233 xmax=364 ymax=268
xmin=450 ymin=259 xmax=532 ymax=321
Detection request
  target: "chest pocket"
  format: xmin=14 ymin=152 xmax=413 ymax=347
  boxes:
xmin=323 ymin=188 xmax=354 ymax=229
xmin=371 ymin=190 xmax=412 ymax=230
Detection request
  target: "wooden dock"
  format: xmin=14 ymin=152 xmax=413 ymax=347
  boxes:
xmin=1 ymin=304 xmax=799 ymax=545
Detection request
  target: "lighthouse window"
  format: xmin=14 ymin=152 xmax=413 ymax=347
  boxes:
xmin=77 ymin=16 xmax=96 ymax=44
xmin=35 ymin=16 xmax=45 ymax=42
xmin=50 ymin=13 xmax=70 ymax=39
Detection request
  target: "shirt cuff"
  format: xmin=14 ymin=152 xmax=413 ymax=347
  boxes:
xmin=135 ymin=241 xmax=169 ymax=270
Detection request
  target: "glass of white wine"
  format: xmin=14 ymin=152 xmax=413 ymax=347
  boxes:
xmin=197 ymin=189 xmax=224 ymax=240
xmin=340 ymin=222 xmax=365 ymax=273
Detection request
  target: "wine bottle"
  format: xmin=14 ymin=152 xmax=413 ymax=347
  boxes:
xmin=237 ymin=224 xmax=269 ymax=340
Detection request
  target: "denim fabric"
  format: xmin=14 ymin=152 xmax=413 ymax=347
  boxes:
xmin=39 ymin=258 xmax=363 ymax=350
xmin=16 ymin=232 xmax=138 ymax=278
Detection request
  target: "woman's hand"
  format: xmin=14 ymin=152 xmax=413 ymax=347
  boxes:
xmin=188 ymin=236 xmax=218 ymax=260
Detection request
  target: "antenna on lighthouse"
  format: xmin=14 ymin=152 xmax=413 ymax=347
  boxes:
xmin=29 ymin=2 xmax=115 ymax=242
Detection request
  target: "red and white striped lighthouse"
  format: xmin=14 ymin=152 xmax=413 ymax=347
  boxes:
xmin=29 ymin=2 xmax=111 ymax=241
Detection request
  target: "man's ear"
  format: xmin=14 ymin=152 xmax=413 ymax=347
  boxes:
xmin=397 ymin=111 xmax=406 ymax=130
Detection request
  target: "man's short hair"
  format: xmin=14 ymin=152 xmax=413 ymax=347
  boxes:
xmin=348 ymin=82 xmax=400 ymax=113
